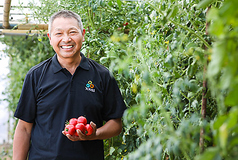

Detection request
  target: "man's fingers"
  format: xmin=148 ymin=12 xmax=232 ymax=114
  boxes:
xmin=62 ymin=121 xmax=97 ymax=141
xmin=76 ymin=129 xmax=88 ymax=140
xmin=90 ymin=121 xmax=97 ymax=131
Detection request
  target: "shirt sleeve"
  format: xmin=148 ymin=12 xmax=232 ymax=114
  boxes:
xmin=14 ymin=72 xmax=37 ymax=123
xmin=102 ymin=73 xmax=127 ymax=121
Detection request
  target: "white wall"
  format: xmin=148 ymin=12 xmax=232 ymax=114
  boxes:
xmin=0 ymin=42 xmax=9 ymax=143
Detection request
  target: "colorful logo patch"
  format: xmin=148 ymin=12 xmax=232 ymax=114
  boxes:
xmin=85 ymin=81 xmax=95 ymax=92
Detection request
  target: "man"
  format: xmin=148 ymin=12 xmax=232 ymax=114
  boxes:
xmin=13 ymin=10 xmax=126 ymax=160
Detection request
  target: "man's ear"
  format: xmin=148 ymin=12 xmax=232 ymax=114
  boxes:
xmin=82 ymin=29 xmax=86 ymax=42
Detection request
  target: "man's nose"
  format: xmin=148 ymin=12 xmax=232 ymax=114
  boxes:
xmin=62 ymin=34 xmax=72 ymax=42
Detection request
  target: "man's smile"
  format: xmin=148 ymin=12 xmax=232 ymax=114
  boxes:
xmin=61 ymin=45 xmax=74 ymax=49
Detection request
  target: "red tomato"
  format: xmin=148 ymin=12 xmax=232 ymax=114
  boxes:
xmin=69 ymin=118 xmax=78 ymax=126
xmin=78 ymin=116 xmax=87 ymax=125
xmin=75 ymin=123 xmax=86 ymax=136
xmin=64 ymin=124 xmax=75 ymax=136
xmin=123 ymin=22 xmax=129 ymax=26
xmin=85 ymin=124 xmax=93 ymax=136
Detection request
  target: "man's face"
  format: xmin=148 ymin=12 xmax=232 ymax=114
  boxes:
xmin=47 ymin=17 xmax=85 ymax=60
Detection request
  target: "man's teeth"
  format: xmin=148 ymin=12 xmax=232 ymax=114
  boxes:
xmin=61 ymin=46 xmax=73 ymax=49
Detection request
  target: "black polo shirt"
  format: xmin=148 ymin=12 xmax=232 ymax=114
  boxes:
xmin=14 ymin=53 xmax=127 ymax=160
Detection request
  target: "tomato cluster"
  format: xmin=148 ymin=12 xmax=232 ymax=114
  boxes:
xmin=64 ymin=116 xmax=93 ymax=136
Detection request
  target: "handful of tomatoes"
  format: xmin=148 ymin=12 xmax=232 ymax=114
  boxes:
xmin=64 ymin=116 xmax=93 ymax=136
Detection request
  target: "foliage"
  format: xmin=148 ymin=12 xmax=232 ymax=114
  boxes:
xmin=197 ymin=0 xmax=238 ymax=159
xmin=1 ymin=0 xmax=238 ymax=159
xmin=0 ymin=35 xmax=54 ymax=133
xmin=102 ymin=0 xmax=214 ymax=159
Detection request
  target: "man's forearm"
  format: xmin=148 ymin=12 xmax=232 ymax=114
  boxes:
xmin=13 ymin=120 xmax=32 ymax=160
xmin=95 ymin=118 xmax=122 ymax=140
xmin=13 ymin=133 xmax=30 ymax=160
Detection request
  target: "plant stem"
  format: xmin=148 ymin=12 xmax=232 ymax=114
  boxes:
xmin=199 ymin=5 xmax=211 ymax=153
xmin=148 ymin=2 xmax=211 ymax=49
xmin=169 ymin=19 xmax=210 ymax=49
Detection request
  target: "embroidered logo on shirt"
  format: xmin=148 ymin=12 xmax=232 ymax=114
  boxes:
xmin=85 ymin=81 xmax=95 ymax=92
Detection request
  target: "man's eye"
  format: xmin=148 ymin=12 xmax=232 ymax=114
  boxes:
xmin=55 ymin=33 xmax=62 ymax=35
xmin=70 ymin=31 xmax=77 ymax=34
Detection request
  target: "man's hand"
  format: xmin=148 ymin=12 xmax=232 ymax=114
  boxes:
xmin=62 ymin=121 xmax=97 ymax=141
xmin=62 ymin=118 xmax=123 ymax=141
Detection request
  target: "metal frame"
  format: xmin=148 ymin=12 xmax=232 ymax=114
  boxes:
xmin=0 ymin=0 xmax=48 ymax=36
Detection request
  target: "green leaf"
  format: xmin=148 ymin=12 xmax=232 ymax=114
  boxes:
xmin=213 ymin=115 xmax=227 ymax=130
xmin=226 ymin=108 xmax=238 ymax=129
xmin=209 ymin=19 xmax=224 ymax=36
xmin=207 ymin=42 xmax=225 ymax=77
xmin=196 ymin=0 xmax=215 ymax=9
xmin=229 ymin=134 xmax=238 ymax=149
xmin=109 ymin=147 xmax=115 ymax=155
xmin=225 ymin=85 xmax=238 ymax=106
xmin=195 ymin=147 xmax=221 ymax=160
xmin=168 ymin=6 xmax=178 ymax=19
xmin=117 ymin=0 xmax=122 ymax=9
xmin=207 ymin=8 xmax=219 ymax=21
xmin=108 ymin=1 xmax=113 ymax=6
xmin=99 ymin=56 xmax=109 ymax=64
xmin=219 ymin=123 xmax=228 ymax=149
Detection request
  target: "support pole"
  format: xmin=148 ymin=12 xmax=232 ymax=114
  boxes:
xmin=3 ymin=0 xmax=12 ymax=29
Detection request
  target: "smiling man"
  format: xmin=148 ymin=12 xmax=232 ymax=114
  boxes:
xmin=13 ymin=10 xmax=127 ymax=160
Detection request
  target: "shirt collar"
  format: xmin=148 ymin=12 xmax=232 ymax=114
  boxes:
xmin=78 ymin=53 xmax=90 ymax=71
xmin=52 ymin=53 xmax=90 ymax=74
xmin=52 ymin=54 xmax=62 ymax=73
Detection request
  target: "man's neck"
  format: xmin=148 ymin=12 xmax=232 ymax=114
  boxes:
xmin=58 ymin=55 xmax=81 ymax=75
